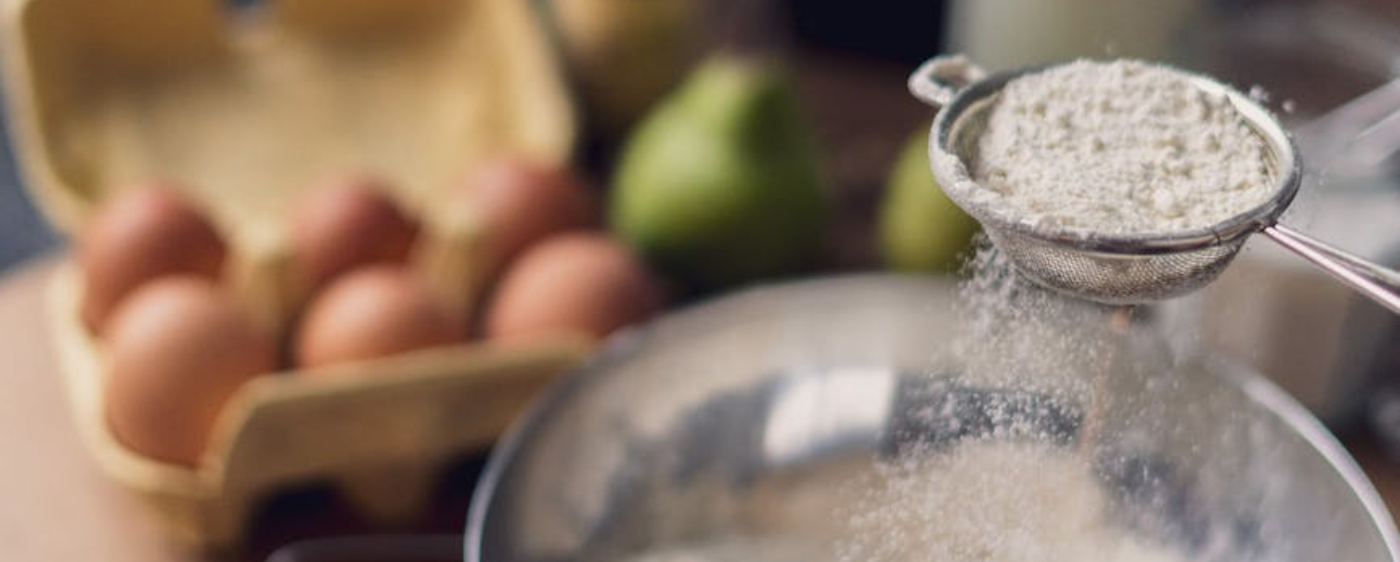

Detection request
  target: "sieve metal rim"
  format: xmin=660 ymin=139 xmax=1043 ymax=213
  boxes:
xmin=927 ymin=63 xmax=1303 ymax=256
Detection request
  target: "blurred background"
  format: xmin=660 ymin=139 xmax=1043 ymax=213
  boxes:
xmin=0 ymin=93 xmax=56 ymax=269
xmin=1 ymin=0 xmax=1398 ymax=271
xmin=3 ymin=0 xmax=1400 ymax=559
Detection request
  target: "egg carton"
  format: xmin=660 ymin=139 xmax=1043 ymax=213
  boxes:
xmin=3 ymin=0 xmax=587 ymax=548
xmin=48 ymin=264 xmax=590 ymax=545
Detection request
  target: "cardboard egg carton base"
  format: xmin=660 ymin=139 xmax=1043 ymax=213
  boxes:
xmin=48 ymin=263 xmax=592 ymax=547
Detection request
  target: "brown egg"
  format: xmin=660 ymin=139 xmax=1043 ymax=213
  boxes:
xmin=455 ymin=158 xmax=597 ymax=278
xmin=485 ymin=233 xmax=662 ymax=340
xmin=290 ymin=175 xmax=419 ymax=292
xmin=79 ymin=184 xmax=227 ymax=335
xmin=294 ymin=266 xmax=466 ymax=369
xmin=103 ymin=276 xmax=276 ymax=467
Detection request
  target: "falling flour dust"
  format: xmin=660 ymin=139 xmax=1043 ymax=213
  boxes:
xmin=620 ymin=60 xmax=1292 ymax=562
xmin=829 ymin=61 xmax=1285 ymax=561
xmin=832 ymin=247 xmax=1188 ymax=562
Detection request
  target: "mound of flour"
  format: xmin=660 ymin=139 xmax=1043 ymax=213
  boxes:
xmin=972 ymin=59 xmax=1276 ymax=235
xmin=840 ymin=441 xmax=1184 ymax=562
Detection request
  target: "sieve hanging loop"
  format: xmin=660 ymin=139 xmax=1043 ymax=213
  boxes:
xmin=908 ymin=55 xmax=986 ymax=107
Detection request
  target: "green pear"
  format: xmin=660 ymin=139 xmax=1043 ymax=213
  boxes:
xmin=878 ymin=124 xmax=979 ymax=273
xmin=610 ymin=56 xmax=828 ymax=290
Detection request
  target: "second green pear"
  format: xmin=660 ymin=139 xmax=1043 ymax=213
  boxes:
xmin=878 ymin=124 xmax=979 ymax=273
xmin=609 ymin=56 xmax=828 ymax=290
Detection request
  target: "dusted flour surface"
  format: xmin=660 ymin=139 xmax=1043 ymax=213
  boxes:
xmin=840 ymin=441 xmax=1186 ymax=562
xmin=972 ymin=59 xmax=1276 ymax=235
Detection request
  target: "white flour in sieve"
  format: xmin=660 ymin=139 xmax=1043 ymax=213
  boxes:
xmin=971 ymin=59 xmax=1276 ymax=235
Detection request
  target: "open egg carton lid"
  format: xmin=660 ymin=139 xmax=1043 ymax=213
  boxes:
xmin=0 ymin=0 xmax=576 ymax=252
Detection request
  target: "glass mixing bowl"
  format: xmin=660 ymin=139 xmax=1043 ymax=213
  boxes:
xmin=466 ymin=275 xmax=1399 ymax=562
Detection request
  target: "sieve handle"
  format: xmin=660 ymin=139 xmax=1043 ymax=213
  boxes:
xmin=1264 ymin=223 xmax=1400 ymax=315
xmin=908 ymin=55 xmax=987 ymax=107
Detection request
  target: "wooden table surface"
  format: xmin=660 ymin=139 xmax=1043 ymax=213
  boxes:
xmin=3 ymin=255 xmax=1400 ymax=561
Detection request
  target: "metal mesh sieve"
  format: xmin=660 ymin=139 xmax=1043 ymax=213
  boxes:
xmin=985 ymin=230 xmax=1245 ymax=304
xmin=911 ymin=56 xmax=1302 ymax=305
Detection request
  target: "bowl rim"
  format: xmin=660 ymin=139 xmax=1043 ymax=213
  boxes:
xmin=1210 ymin=354 xmax=1400 ymax=561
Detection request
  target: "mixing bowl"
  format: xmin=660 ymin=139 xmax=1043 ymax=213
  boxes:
xmin=466 ymin=275 xmax=1399 ymax=562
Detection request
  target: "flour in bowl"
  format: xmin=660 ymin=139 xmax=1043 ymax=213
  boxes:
xmin=840 ymin=441 xmax=1186 ymax=562
xmin=971 ymin=59 xmax=1276 ymax=235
